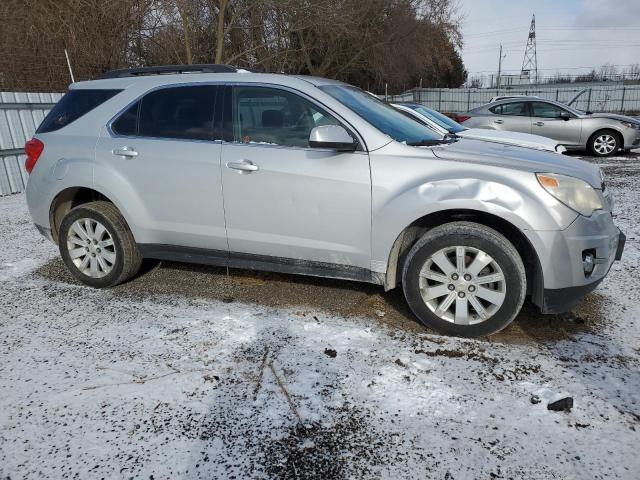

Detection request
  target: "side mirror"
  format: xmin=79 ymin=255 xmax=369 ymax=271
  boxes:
xmin=560 ymin=112 xmax=571 ymax=121
xmin=309 ymin=125 xmax=357 ymax=152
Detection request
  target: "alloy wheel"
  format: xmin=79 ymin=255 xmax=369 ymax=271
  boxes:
xmin=593 ymin=134 xmax=617 ymax=155
xmin=66 ymin=218 xmax=116 ymax=278
xmin=418 ymin=246 xmax=506 ymax=325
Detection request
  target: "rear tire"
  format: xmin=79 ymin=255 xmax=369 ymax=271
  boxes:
xmin=59 ymin=201 xmax=142 ymax=288
xmin=401 ymin=222 xmax=526 ymax=337
xmin=588 ymin=130 xmax=620 ymax=157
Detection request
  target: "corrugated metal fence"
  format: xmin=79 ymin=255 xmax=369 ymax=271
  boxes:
xmin=0 ymin=92 xmax=62 ymax=196
xmin=386 ymin=85 xmax=640 ymax=114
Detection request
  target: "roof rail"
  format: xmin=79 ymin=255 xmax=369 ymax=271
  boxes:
xmin=99 ymin=64 xmax=252 ymax=79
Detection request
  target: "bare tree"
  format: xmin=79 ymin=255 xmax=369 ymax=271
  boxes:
xmin=0 ymin=0 xmax=465 ymax=92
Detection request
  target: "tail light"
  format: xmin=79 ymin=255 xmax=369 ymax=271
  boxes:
xmin=24 ymin=138 xmax=44 ymax=174
xmin=456 ymin=115 xmax=471 ymax=123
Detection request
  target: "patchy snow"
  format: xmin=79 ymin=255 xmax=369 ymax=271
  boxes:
xmin=1 ymin=155 xmax=639 ymax=479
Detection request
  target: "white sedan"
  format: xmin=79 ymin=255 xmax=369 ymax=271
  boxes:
xmin=392 ymin=103 xmax=567 ymax=154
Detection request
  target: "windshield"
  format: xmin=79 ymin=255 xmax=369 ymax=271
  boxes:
xmin=319 ymin=85 xmax=442 ymax=144
xmin=410 ymin=106 xmax=466 ymax=134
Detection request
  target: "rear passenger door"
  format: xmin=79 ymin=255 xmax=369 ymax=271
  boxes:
xmin=487 ymin=101 xmax=532 ymax=133
xmin=219 ymin=85 xmax=371 ymax=270
xmin=94 ymin=84 xmax=228 ymax=252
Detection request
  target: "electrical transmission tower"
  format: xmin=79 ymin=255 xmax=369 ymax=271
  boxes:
xmin=521 ymin=14 xmax=538 ymax=83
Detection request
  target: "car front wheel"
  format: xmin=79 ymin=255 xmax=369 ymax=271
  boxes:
xmin=59 ymin=201 xmax=142 ymax=288
xmin=588 ymin=130 xmax=620 ymax=157
xmin=401 ymin=222 xmax=526 ymax=337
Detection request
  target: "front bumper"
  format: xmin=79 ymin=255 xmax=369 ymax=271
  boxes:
xmin=622 ymin=128 xmax=640 ymax=149
xmin=527 ymin=207 xmax=624 ymax=313
xmin=539 ymin=228 xmax=625 ymax=314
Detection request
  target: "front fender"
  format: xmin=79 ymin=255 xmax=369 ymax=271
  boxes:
xmin=369 ymin=147 xmax=578 ymax=272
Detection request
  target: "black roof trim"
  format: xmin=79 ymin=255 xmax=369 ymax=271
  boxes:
xmin=99 ymin=64 xmax=252 ymax=79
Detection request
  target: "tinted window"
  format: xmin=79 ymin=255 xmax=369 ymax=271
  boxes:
xmin=489 ymin=102 xmax=528 ymax=116
xmin=531 ymin=102 xmax=566 ymax=119
xmin=37 ymin=89 xmax=121 ymax=133
xmin=320 ymin=85 xmax=441 ymax=144
xmin=233 ymin=86 xmax=341 ymax=148
xmin=139 ymin=86 xmax=216 ymax=140
xmin=111 ymin=101 xmax=139 ymax=136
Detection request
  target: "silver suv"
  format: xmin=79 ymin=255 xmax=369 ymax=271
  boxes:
xmin=24 ymin=65 xmax=625 ymax=337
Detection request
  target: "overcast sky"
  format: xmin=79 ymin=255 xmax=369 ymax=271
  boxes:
xmin=458 ymin=0 xmax=640 ymax=79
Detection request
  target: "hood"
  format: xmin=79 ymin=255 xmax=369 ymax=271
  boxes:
xmin=460 ymin=128 xmax=559 ymax=152
xmin=582 ymin=112 xmax=640 ymax=124
xmin=430 ymin=138 xmax=602 ymax=188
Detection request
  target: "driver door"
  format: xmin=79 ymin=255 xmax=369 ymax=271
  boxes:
xmin=219 ymin=85 xmax=372 ymax=270
xmin=530 ymin=101 xmax=582 ymax=147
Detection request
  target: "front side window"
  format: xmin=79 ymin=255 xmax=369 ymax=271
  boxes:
xmin=137 ymin=86 xmax=216 ymax=141
xmin=232 ymin=86 xmax=341 ymax=148
xmin=37 ymin=89 xmax=121 ymax=133
xmin=531 ymin=102 xmax=567 ymax=119
xmin=490 ymin=102 xmax=529 ymax=116
xmin=320 ymin=85 xmax=442 ymax=145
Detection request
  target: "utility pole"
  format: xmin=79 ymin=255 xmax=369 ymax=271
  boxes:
xmin=496 ymin=44 xmax=506 ymax=89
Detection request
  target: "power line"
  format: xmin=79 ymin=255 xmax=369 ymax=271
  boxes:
xmin=465 ymin=25 xmax=640 ymax=37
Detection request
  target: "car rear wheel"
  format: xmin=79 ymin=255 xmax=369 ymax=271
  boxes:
xmin=588 ymin=130 xmax=620 ymax=157
xmin=59 ymin=201 xmax=142 ymax=288
xmin=401 ymin=222 xmax=526 ymax=337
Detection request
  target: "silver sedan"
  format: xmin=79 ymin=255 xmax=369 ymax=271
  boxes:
xmin=460 ymin=97 xmax=640 ymax=157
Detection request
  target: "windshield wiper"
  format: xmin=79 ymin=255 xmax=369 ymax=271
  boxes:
xmin=407 ymin=136 xmax=458 ymax=147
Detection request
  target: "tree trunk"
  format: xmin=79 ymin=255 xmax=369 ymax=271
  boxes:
xmin=215 ymin=0 xmax=227 ymax=63
xmin=177 ymin=1 xmax=193 ymax=64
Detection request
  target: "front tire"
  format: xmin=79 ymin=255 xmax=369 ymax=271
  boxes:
xmin=588 ymin=130 xmax=620 ymax=157
xmin=59 ymin=201 xmax=142 ymax=288
xmin=401 ymin=222 xmax=526 ymax=337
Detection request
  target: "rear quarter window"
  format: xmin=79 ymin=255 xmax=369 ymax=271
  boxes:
xmin=37 ymin=89 xmax=121 ymax=133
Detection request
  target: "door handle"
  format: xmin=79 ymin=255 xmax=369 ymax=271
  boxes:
xmin=226 ymin=160 xmax=259 ymax=173
xmin=112 ymin=147 xmax=138 ymax=158
xmin=534 ymin=122 xmax=545 ymax=126
xmin=494 ymin=119 xmax=504 ymax=124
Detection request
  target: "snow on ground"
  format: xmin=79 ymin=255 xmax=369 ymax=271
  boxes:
xmin=1 ymin=154 xmax=639 ymax=479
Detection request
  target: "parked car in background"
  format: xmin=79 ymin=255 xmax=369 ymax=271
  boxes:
xmin=24 ymin=65 xmax=624 ymax=337
xmin=392 ymin=103 xmax=566 ymax=154
xmin=460 ymin=97 xmax=640 ymax=157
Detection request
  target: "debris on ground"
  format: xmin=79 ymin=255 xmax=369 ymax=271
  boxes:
xmin=547 ymin=397 xmax=574 ymax=412
xmin=324 ymin=348 xmax=337 ymax=358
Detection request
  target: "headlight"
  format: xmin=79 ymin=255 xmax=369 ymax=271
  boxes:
xmin=536 ymin=173 xmax=604 ymax=216
xmin=621 ymin=121 xmax=640 ymax=130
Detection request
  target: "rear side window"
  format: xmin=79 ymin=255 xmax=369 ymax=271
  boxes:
xmin=489 ymin=102 xmax=529 ymax=116
xmin=37 ymin=89 xmax=121 ymax=133
xmin=139 ymin=86 xmax=216 ymax=140
xmin=111 ymin=101 xmax=139 ymax=136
